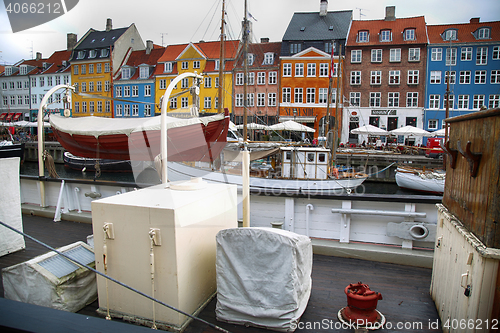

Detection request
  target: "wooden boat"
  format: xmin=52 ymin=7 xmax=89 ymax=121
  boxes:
xmin=63 ymin=152 xmax=132 ymax=173
xmin=395 ymin=166 xmax=444 ymax=194
xmin=0 ymin=141 xmax=25 ymax=164
xmin=50 ymin=109 xmax=229 ymax=163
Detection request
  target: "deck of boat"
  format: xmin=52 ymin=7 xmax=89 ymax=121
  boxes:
xmin=0 ymin=214 xmax=442 ymax=332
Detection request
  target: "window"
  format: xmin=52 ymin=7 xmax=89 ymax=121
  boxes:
xmin=139 ymin=67 xmax=149 ymax=79
xmin=307 ymin=63 xmax=316 ymax=77
xmin=268 ymin=93 xmax=276 ymax=106
xmin=17 ymin=95 xmax=23 ymax=105
xmin=96 ymin=63 xmax=102 ymax=73
xmin=404 ymin=29 xmax=416 ymax=41
xmin=493 ymin=46 xmax=500 ymax=60
xmin=294 ymin=88 xmax=303 ymax=103
xmin=473 ymin=95 xmax=485 ymax=109
xmin=295 ymin=64 xmax=304 ymax=77
xmin=89 ymin=64 xmax=94 ymax=74
xmin=204 ymin=77 xmax=212 ymax=88
xmin=478 ymin=27 xmax=490 ymax=39
xmin=121 ymin=68 xmax=131 ymax=79
xmin=488 ymin=95 xmax=500 ymax=108
xmin=105 ymin=63 xmax=110 ymax=73
xmin=215 ymin=60 xmax=220 ymax=71
xmin=10 ymin=96 xmax=15 ymax=105
xmin=269 ymin=72 xmax=277 ymax=84
xmin=55 ymin=76 xmax=61 ymax=85
xmin=408 ymin=70 xmax=419 ymax=85
xmin=247 ymin=72 xmax=255 ymax=85
xmin=9 ymin=82 xmax=14 ymax=89
xmin=306 ymin=88 xmax=315 ymax=103
xmin=236 ymin=73 xmax=244 ymax=85
xmin=31 ymin=94 xmax=36 ymax=105
xmin=247 ymin=54 xmax=254 ymax=66
xmin=204 ymin=97 xmax=212 ymax=109
xmin=446 ymin=48 xmax=457 ymax=66
xmin=17 ymin=81 xmax=23 ymax=89
xmin=214 ymin=97 xmax=218 ymax=109
xmin=164 ymin=62 xmax=173 ymax=73
xmin=263 ymin=53 xmax=274 ymax=65
xmin=64 ymin=75 xmax=69 ymax=84
xmin=324 ymin=42 xmax=333 ymax=54
xmin=318 ymin=88 xmax=328 ymax=104
xmin=97 ymin=81 xmax=102 ymax=92
xmin=40 ymin=77 xmax=45 ymax=87
xmin=105 ymin=101 xmax=111 ymax=113
xmin=257 ymin=72 xmax=266 ymax=85
xmin=458 ymin=95 xmax=469 ymax=109
xmin=97 ymin=101 xmax=102 ymax=113
xmin=181 ymin=97 xmax=188 ymax=108
xmin=332 ymin=63 xmax=339 ymax=77
xmin=461 ymin=47 xmax=472 ymax=61
xmin=445 ymin=71 xmax=456 ymax=84
xmin=144 ymin=104 xmax=151 ymax=116
xmin=491 ymin=70 xmax=500 ymax=84
xmin=283 ymin=63 xmax=292 ymax=76
xmin=124 ymin=104 xmax=130 ymax=116
xmin=181 ymin=61 xmax=188 ymax=70
xmin=282 ymin=88 xmax=291 ymax=103
xmin=350 ymin=92 xmax=361 ymax=106
xmin=351 ymin=50 xmax=362 ymax=63
xmin=370 ymin=92 xmax=381 ymax=107
xmin=389 ymin=70 xmax=400 ymax=85
xmin=428 ymin=119 xmax=438 ymax=130
xmin=235 ymin=94 xmax=243 ymax=107
xmin=444 ymin=29 xmax=457 ymax=41
xmin=290 ymin=43 xmax=302 ymax=54
xmin=181 ymin=78 xmax=189 ymax=89
xmin=88 ymin=81 xmax=94 ymax=92
xmin=123 ymin=86 xmax=130 ymax=97
xmin=358 ymin=31 xmax=369 ymax=42
xmin=215 ymin=77 xmax=219 ymax=87
xmin=409 ymin=48 xmax=420 ymax=61
xmin=81 ymin=65 xmax=86 ymax=75
xmin=445 ymin=95 xmax=454 ymax=109
xmin=77 ymin=51 xmax=85 ymax=59
xmin=476 ymin=47 xmax=488 ymax=65
xmin=144 ymin=85 xmax=151 ymax=96
xmin=388 ymin=92 xmax=399 ymax=107
xmin=257 ymin=93 xmax=265 ymax=107
xmin=82 ymin=102 xmax=87 ymax=113
xmin=370 ymin=71 xmax=381 ymax=85
xmin=116 ymin=86 xmax=123 ymax=97
xmin=371 ymin=49 xmax=382 ymax=62
xmin=429 ymin=95 xmax=440 ymax=109
xmin=81 ymin=82 xmax=86 ymax=92
xmin=1 ymin=82 xmax=6 ymax=90
xmin=350 ymin=71 xmax=361 ymax=85
xmin=75 ymin=102 xmax=80 ymax=113
xmin=431 ymin=48 xmax=442 ymax=61
xmin=89 ymin=50 xmax=97 ymax=59
xmin=193 ymin=61 xmax=200 ymax=69
xmin=407 ymin=92 xmax=418 ymax=107
xmin=430 ymin=71 xmax=441 ymax=84
xmin=105 ymin=81 xmax=110 ymax=92
xmin=319 ymin=63 xmax=328 ymax=77
xmin=475 ymin=70 xmax=487 ymax=84
xmin=390 ymin=49 xmax=401 ymax=62
xmin=20 ymin=65 xmax=27 ymax=75
xmin=247 ymin=93 xmax=254 ymax=107
xmin=132 ymin=86 xmax=138 ymax=97
xmin=380 ymin=30 xmax=392 ymax=42
xmin=459 ymin=71 xmax=471 ymax=84
xmin=170 ymin=98 xmax=177 ymax=109
xmin=101 ymin=49 xmax=109 ymax=58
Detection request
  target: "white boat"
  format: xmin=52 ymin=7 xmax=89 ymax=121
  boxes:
xmin=395 ymin=167 xmax=445 ymax=194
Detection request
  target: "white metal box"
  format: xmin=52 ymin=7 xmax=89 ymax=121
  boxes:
xmin=91 ymin=181 xmax=237 ymax=331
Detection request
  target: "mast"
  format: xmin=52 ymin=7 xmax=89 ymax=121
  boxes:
xmin=333 ymin=44 xmax=343 ymax=162
xmin=218 ymin=0 xmax=226 ymax=113
xmin=242 ymin=0 xmax=249 ymax=142
xmin=326 ymin=41 xmax=335 ymax=171
xmin=241 ymin=0 xmax=250 ymax=227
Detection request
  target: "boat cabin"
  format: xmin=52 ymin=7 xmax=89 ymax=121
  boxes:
xmin=281 ymin=147 xmax=329 ymax=180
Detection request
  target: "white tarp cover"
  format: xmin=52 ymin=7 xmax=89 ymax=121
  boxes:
xmin=0 ymin=157 xmax=25 ymax=257
xmin=216 ymin=228 xmax=312 ymax=332
xmin=49 ymin=113 xmax=224 ymax=138
xmin=2 ymin=241 xmax=97 ymax=313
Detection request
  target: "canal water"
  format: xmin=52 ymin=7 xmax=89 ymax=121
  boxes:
xmin=20 ymin=161 xmax=424 ymax=196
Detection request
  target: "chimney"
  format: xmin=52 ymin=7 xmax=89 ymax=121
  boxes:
xmin=260 ymin=37 xmax=269 ymax=43
xmin=67 ymin=33 xmax=77 ymax=51
xmin=385 ymin=6 xmax=396 ymax=21
xmin=146 ymin=40 xmax=153 ymax=54
xmin=320 ymin=0 xmax=328 ymax=16
xmin=36 ymin=52 xmax=42 ymax=61
xmin=106 ymin=18 xmax=112 ymax=32
xmin=470 ymin=17 xmax=480 ymax=23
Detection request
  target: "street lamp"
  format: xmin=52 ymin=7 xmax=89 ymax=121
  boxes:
xmin=292 ymin=109 xmax=297 ymax=141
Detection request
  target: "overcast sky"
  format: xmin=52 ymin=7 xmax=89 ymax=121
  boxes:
xmin=1 ymin=0 xmax=499 ymax=65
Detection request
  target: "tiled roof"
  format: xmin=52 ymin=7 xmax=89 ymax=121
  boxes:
xmin=42 ymin=50 xmax=72 ymax=74
xmin=234 ymin=42 xmax=282 ymax=69
xmin=197 ymin=40 xmax=240 ymax=59
xmin=117 ymin=47 xmax=166 ymax=80
xmin=75 ymin=27 xmax=128 ymax=50
xmin=346 ymin=16 xmax=427 ymax=46
xmin=157 ymin=43 xmax=188 ymax=63
xmin=283 ymin=10 xmax=353 ymax=41
xmin=427 ymin=20 xmax=500 ymax=44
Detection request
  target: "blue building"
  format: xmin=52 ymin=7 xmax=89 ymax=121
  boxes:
xmin=424 ymin=18 xmax=500 ymax=137
xmin=114 ymin=41 xmax=164 ymax=118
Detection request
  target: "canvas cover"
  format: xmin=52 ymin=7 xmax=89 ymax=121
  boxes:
xmin=2 ymin=241 xmax=97 ymax=312
xmin=216 ymin=228 xmax=312 ymax=332
xmin=0 ymin=157 xmax=25 ymax=257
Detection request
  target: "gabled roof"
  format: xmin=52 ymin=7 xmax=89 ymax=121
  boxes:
xmin=75 ymin=27 xmax=128 ymax=50
xmin=347 ymin=16 xmax=427 ymax=46
xmin=283 ymin=10 xmax=353 ymax=41
xmin=116 ymin=47 xmax=165 ymax=80
xmin=177 ymin=42 xmax=206 ymax=60
xmin=157 ymin=43 xmax=189 ymax=63
xmin=197 ymin=40 xmax=240 ymax=59
xmin=42 ymin=50 xmax=72 ymax=74
xmin=0 ymin=58 xmax=46 ymax=77
xmin=234 ymin=42 xmax=282 ymax=69
xmin=427 ymin=20 xmax=500 ymax=44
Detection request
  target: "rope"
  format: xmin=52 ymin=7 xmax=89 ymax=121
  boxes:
xmin=0 ymin=220 xmax=232 ymax=333
xmin=365 ymin=162 xmax=397 ymax=177
xmin=43 ymin=150 xmax=59 ymax=178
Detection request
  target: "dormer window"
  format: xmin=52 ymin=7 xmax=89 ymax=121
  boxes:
xmin=444 ymin=29 xmax=457 ymax=41
xmin=380 ymin=30 xmax=392 ymax=42
xmin=20 ymin=65 xmax=28 ymax=75
xmin=300 ymin=27 xmax=306 ymax=32
xmin=477 ymin=27 xmax=490 ymax=39
xmin=263 ymin=52 xmax=274 ymax=65
xmin=43 ymin=62 xmax=50 ymax=70
xmin=357 ymin=31 xmax=369 ymax=43
xmin=62 ymin=61 xmax=68 ymax=67
xmin=404 ymin=29 xmax=416 ymax=41
xmin=247 ymin=53 xmax=254 ymax=66
xmin=100 ymin=49 xmax=109 ymax=58
xmin=164 ymin=62 xmax=173 ymax=73
xmin=5 ymin=67 xmax=12 ymax=76
xmin=139 ymin=66 xmax=149 ymax=79
xmin=121 ymin=68 xmax=131 ymax=80
xmin=215 ymin=60 xmax=220 ymax=70
xmin=89 ymin=50 xmax=97 ymax=58
xmin=77 ymin=50 xmax=85 ymax=59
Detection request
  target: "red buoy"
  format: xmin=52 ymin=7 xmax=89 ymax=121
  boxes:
xmin=338 ymin=282 xmax=385 ymax=329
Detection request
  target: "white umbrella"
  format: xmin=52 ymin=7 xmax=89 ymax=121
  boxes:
xmin=269 ymin=120 xmax=315 ymax=132
xmin=350 ymin=124 xmax=388 ymax=135
xmin=432 ymin=128 xmax=450 ymax=137
xmin=229 ymin=121 xmax=238 ymax=131
xmin=390 ymin=125 xmax=432 ymax=137
xmin=236 ymin=122 xmax=271 ymax=130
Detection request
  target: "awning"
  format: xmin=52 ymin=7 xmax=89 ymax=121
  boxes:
xmin=0 ymin=113 xmax=6 ymax=121
xmin=13 ymin=113 xmax=22 ymax=121
xmin=278 ymin=116 xmax=316 ymax=123
xmin=5 ymin=114 xmax=13 ymax=122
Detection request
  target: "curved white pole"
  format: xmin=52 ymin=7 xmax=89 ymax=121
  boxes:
xmin=160 ymin=72 xmax=203 ymax=185
xmin=37 ymin=84 xmax=74 ymax=207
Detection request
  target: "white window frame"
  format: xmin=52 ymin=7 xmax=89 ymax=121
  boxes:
xmin=431 ymin=48 xmax=442 ymax=61
xmin=351 ymin=50 xmax=362 ymax=63
xmin=476 ymin=47 xmax=488 ymax=65
xmin=282 ymin=88 xmax=291 ymax=103
xmin=409 ymin=48 xmax=420 ymax=61
xmin=461 ymin=47 xmax=473 ymax=61
xmin=257 ymin=93 xmax=265 ymax=107
xmin=295 ymin=63 xmax=304 ymax=77
xmin=350 ymin=71 xmax=361 ymax=85
xmin=306 ymin=88 xmax=315 ymax=104
xmin=283 ymin=63 xmax=292 ymax=77
xmin=319 ymin=63 xmax=329 ymax=77
xmin=370 ymin=92 xmax=381 ymax=107
xmin=407 ymin=70 xmax=419 ymax=85
xmin=429 ymin=95 xmax=440 ymax=109
xmin=307 ymin=63 xmax=316 ymax=77
xmin=388 ymin=92 xmax=399 ymax=107
xmin=294 ymin=88 xmax=303 ymax=103
xmin=370 ymin=71 xmax=382 ymax=85
xmin=430 ymin=71 xmax=441 ymax=84
xmin=390 ymin=49 xmax=401 ymax=62
xmin=268 ymin=93 xmax=276 ymax=107
xmin=371 ymin=49 xmax=382 ymax=63
xmin=269 ymin=72 xmax=277 ymax=84
xmin=257 ymin=72 xmax=266 ymax=85
xmin=406 ymin=92 xmax=419 ymax=107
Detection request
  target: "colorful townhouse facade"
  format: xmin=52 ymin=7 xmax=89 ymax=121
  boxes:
xmin=279 ymin=0 xmax=352 ymax=139
xmin=232 ymin=40 xmax=281 ymax=126
xmin=424 ymin=18 xmax=500 ymax=134
xmin=70 ymin=19 xmax=145 ymax=118
xmin=154 ymin=40 xmax=239 ymax=119
xmin=114 ymin=41 xmax=164 ymax=118
xmin=343 ymin=6 xmax=428 ymax=146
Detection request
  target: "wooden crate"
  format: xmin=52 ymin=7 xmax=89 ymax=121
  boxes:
xmin=442 ymin=108 xmax=500 ymax=249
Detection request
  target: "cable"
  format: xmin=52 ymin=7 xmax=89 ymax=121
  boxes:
xmin=0 ymin=220 xmax=232 ymax=333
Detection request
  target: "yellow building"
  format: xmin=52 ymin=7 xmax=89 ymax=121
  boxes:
xmin=70 ymin=19 xmax=144 ymax=117
xmin=154 ymin=40 xmax=239 ymax=118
